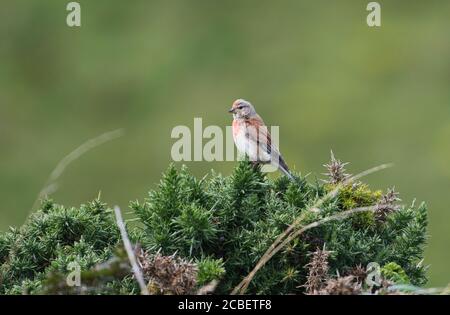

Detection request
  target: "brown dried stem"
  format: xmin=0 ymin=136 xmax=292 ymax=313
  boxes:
xmin=114 ymin=206 xmax=149 ymax=295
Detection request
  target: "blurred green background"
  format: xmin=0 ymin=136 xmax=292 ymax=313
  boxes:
xmin=0 ymin=0 xmax=449 ymax=287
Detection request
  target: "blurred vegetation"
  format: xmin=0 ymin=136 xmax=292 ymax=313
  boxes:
xmin=0 ymin=1 xmax=449 ymax=287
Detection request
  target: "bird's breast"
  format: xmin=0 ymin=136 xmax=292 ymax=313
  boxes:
xmin=232 ymin=119 xmax=242 ymax=140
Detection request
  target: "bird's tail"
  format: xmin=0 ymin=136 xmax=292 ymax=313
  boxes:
xmin=280 ymin=166 xmax=295 ymax=181
xmin=278 ymin=157 xmax=295 ymax=181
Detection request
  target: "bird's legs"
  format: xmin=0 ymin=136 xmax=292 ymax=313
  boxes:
xmin=251 ymin=161 xmax=261 ymax=171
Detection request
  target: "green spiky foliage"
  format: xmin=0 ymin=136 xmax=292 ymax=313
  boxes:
xmin=132 ymin=160 xmax=428 ymax=294
xmin=0 ymin=199 xmax=122 ymax=294
xmin=0 ymin=157 xmax=429 ymax=294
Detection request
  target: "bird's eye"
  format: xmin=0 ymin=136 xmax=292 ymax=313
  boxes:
xmin=238 ymin=105 xmax=243 ymax=109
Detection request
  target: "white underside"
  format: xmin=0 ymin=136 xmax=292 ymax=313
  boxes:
xmin=234 ymin=129 xmax=273 ymax=163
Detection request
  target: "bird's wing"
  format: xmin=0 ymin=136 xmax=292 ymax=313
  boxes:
xmin=245 ymin=117 xmax=278 ymax=156
xmin=245 ymin=117 xmax=290 ymax=172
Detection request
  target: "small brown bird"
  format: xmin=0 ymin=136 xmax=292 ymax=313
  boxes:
xmin=229 ymin=99 xmax=294 ymax=180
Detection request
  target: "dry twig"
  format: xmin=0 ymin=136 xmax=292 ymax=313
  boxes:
xmin=114 ymin=206 xmax=149 ymax=295
xmin=31 ymin=128 xmax=124 ymax=211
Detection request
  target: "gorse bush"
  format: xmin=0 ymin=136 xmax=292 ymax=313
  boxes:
xmin=0 ymin=156 xmax=429 ymax=295
xmin=0 ymin=200 xmax=122 ymax=294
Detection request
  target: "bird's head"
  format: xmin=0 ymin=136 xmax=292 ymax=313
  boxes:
xmin=228 ymin=99 xmax=256 ymax=119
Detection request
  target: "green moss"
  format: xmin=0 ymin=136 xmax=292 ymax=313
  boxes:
xmin=333 ymin=183 xmax=382 ymax=210
xmin=324 ymin=183 xmax=382 ymax=229
xmin=381 ymin=262 xmax=411 ymax=284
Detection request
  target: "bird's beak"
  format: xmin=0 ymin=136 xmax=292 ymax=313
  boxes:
xmin=228 ymin=108 xmax=235 ymax=113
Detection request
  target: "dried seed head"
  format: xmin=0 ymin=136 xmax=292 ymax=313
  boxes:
xmin=323 ymin=151 xmax=351 ymax=184
xmin=318 ymin=275 xmax=362 ymax=295
xmin=138 ymin=250 xmax=198 ymax=295
xmin=347 ymin=264 xmax=367 ymax=284
xmin=303 ymin=247 xmax=331 ymax=294
xmin=376 ymin=187 xmax=401 ymax=221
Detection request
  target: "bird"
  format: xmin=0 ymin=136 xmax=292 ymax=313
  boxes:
xmin=228 ymin=99 xmax=294 ymax=180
